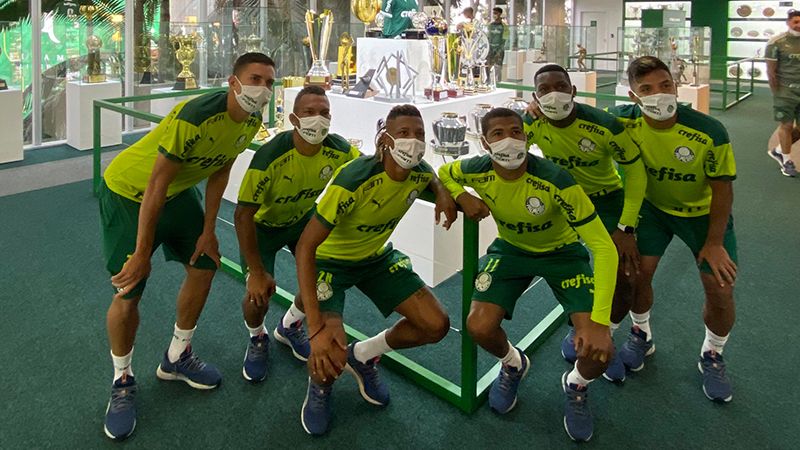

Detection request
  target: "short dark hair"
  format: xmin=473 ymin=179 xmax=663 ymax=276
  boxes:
xmin=481 ymin=107 xmax=523 ymax=137
xmin=233 ymin=52 xmax=276 ymax=75
xmin=626 ymin=55 xmax=672 ymax=87
xmin=386 ymin=104 xmax=422 ymax=123
xmin=493 ymin=7 xmax=502 ymax=14
xmin=788 ymin=9 xmax=800 ymax=19
xmin=293 ymin=85 xmax=328 ymax=113
xmin=534 ymin=63 xmax=571 ymax=86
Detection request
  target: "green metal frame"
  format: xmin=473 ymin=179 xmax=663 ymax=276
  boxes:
xmin=90 ymin=85 xmax=566 ymax=413
xmin=709 ymin=58 xmax=756 ymax=111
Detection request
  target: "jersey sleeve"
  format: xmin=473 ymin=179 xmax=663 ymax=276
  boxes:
xmin=315 ymin=184 xmax=356 ymax=229
xmin=573 ymin=216 xmax=618 ymax=325
xmin=705 ymin=141 xmax=737 ymax=181
xmin=237 ymin=163 xmax=272 ymax=207
xmin=523 ymin=113 xmax=539 ymax=147
xmin=618 ymin=158 xmax=646 ymax=227
xmin=381 ymin=0 xmax=393 ymax=16
xmin=607 ymin=124 xmax=641 ymax=165
xmin=765 ymin=40 xmax=778 ymax=61
xmin=555 ymin=184 xmax=597 ymax=227
xmin=347 ymin=145 xmax=362 ymax=161
xmin=157 ymin=112 xmax=202 ymax=162
xmin=437 ymin=160 xmax=469 ymax=199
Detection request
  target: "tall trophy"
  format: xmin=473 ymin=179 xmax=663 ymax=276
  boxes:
xmin=170 ymin=31 xmax=202 ymax=90
xmin=425 ymin=15 xmax=449 ymax=101
xmin=690 ymin=34 xmax=701 ymax=87
xmin=244 ymin=17 xmax=263 ymax=53
xmin=80 ymin=5 xmax=106 ymax=83
xmin=352 ymin=0 xmax=381 ymax=37
xmin=459 ymin=22 xmax=477 ymax=95
xmin=337 ymin=32 xmax=355 ymax=91
xmin=304 ymin=10 xmax=335 ymax=90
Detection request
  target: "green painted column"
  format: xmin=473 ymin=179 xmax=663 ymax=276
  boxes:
xmin=691 ymin=0 xmax=728 ymax=80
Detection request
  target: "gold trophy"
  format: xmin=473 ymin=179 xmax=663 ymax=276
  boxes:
xmin=459 ymin=22 xmax=477 ymax=95
xmin=352 ymin=0 xmax=381 ymax=37
xmin=337 ymin=32 xmax=355 ymax=91
xmin=80 ymin=5 xmax=106 ymax=83
xmin=245 ymin=17 xmax=263 ymax=53
xmin=170 ymin=32 xmax=202 ymax=90
xmin=304 ymin=9 xmax=334 ymax=90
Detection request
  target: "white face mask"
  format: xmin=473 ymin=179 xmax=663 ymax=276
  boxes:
xmin=292 ymin=113 xmax=330 ymax=144
xmin=789 ymin=29 xmax=800 ymax=37
xmin=386 ymin=133 xmax=426 ymax=169
xmin=536 ymin=91 xmax=574 ymax=121
xmin=234 ymin=76 xmax=272 ymax=113
xmin=485 ymin=136 xmax=528 ymax=169
xmin=635 ymin=92 xmax=677 ymax=121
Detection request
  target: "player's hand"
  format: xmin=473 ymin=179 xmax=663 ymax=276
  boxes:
xmin=611 ymin=229 xmax=640 ymax=277
xmin=246 ymin=270 xmax=276 ymax=307
xmin=434 ymin=193 xmax=458 ymax=230
xmin=574 ymin=321 xmax=614 ymax=363
xmin=308 ymin=325 xmax=348 ymax=382
xmin=697 ymin=243 xmax=737 ymax=287
xmin=111 ymin=252 xmax=151 ymax=297
xmin=526 ymin=99 xmax=543 ymax=119
xmin=456 ymin=193 xmax=490 ymax=222
xmin=190 ymin=231 xmax=221 ymax=268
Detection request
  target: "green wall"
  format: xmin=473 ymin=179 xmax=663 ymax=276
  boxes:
xmin=690 ymin=0 xmax=728 ymax=80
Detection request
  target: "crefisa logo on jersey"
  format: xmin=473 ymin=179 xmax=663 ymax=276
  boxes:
xmin=319 ymin=165 xmax=333 ymax=180
xmin=474 ymin=272 xmax=493 ymax=292
xmin=578 ymin=138 xmax=596 ymax=153
xmin=674 ymin=146 xmax=695 ymax=163
xmin=407 ymin=189 xmax=419 ymax=205
xmin=525 ymin=196 xmax=546 ymax=215
xmin=316 ymin=281 xmax=333 ymax=301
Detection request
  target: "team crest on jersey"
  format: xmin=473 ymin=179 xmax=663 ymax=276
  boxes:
xmin=525 ymin=196 xmax=546 ymax=215
xmin=578 ymin=138 xmax=596 ymax=153
xmin=407 ymin=189 xmax=420 ymax=205
xmin=674 ymin=146 xmax=695 ymax=163
xmin=474 ymin=272 xmax=493 ymax=292
xmin=316 ymin=281 xmax=333 ymax=301
xmin=235 ymin=134 xmax=247 ymax=147
xmin=319 ymin=165 xmax=333 ymax=180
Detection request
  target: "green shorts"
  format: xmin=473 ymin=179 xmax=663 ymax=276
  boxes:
xmin=589 ymin=188 xmax=623 ymax=235
xmin=314 ymin=243 xmax=427 ymax=318
xmin=99 ymin=180 xmax=217 ymax=299
xmin=773 ymin=86 xmax=800 ymax=123
xmin=249 ymin=210 xmax=313 ymax=275
xmin=636 ymin=200 xmax=738 ymax=274
xmin=472 ymin=239 xmax=594 ymax=319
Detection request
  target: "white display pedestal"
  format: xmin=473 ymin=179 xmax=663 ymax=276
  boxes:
xmin=615 ymin=84 xmax=633 ymax=106
xmin=151 ymin=87 xmax=202 ymax=124
xmin=504 ymin=50 xmax=525 ymax=81
xmin=66 ymin=80 xmax=122 ymax=150
xmin=0 ymin=89 xmax=23 ymax=164
xmin=677 ymin=84 xmax=710 ymax=114
xmin=283 ymin=87 xmax=516 ymax=156
xmin=570 ymin=71 xmax=597 ymax=107
xmin=356 ymin=38 xmax=433 ymax=95
xmin=522 ymin=61 xmax=552 ymax=88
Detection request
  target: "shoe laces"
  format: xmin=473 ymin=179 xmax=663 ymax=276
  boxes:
xmin=566 ymin=386 xmax=590 ymax=417
xmin=247 ymin=335 xmax=269 ymax=361
xmin=284 ymin=322 xmax=309 ymax=346
xmin=702 ymin=352 xmax=727 ymax=380
xmin=109 ymin=384 xmax=136 ymax=413
xmin=497 ymin=365 xmax=522 ymax=392
xmin=308 ymin=384 xmax=331 ymax=409
xmin=179 ymin=348 xmax=207 ymax=372
xmin=355 ymin=356 xmax=381 ymax=383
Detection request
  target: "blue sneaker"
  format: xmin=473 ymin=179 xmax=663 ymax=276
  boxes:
xmin=698 ymin=351 xmax=733 ymax=403
xmin=301 ymin=378 xmax=333 ymax=435
xmin=561 ymin=328 xmax=577 ymax=363
xmin=488 ymin=347 xmax=530 ymax=414
xmin=618 ymin=327 xmax=655 ymax=372
xmin=274 ymin=320 xmax=311 ymax=361
xmin=156 ymin=346 xmax=222 ymax=389
xmin=242 ymin=333 xmax=270 ymax=382
xmin=769 ymin=148 xmax=797 ymax=177
xmin=562 ymin=371 xmax=594 ymax=442
xmin=602 ymin=349 xmax=626 ymax=383
xmin=345 ymin=343 xmax=390 ymax=406
xmin=103 ymin=375 xmax=137 ymax=440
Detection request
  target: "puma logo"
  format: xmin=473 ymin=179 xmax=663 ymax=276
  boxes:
xmin=371 ymin=198 xmax=382 ymax=208
xmin=483 ymin=193 xmax=497 ymax=204
xmin=283 ymin=175 xmax=294 ymax=183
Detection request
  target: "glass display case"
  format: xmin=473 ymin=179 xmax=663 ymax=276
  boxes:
xmin=505 ymin=25 xmax=596 ymax=69
xmin=727 ymin=1 xmax=799 ymax=82
xmin=74 ymin=10 xmax=126 ymax=84
xmin=617 ymin=26 xmax=711 ymax=87
xmin=0 ymin=22 xmax=26 ymax=90
xmin=623 ymin=1 xmax=691 ymax=28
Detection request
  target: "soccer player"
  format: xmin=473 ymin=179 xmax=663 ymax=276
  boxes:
xmin=608 ymin=56 xmax=738 ymax=403
xmin=439 ymin=107 xmax=618 ymax=442
xmin=766 ymin=8 xmax=800 ymax=176
xmin=525 ymin=64 xmax=647 ymax=383
xmin=98 ymin=53 xmax=275 ymax=440
xmin=295 ymin=105 xmax=457 ymax=435
xmin=380 ymin=0 xmax=420 ymax=39
xmin=235 ymin=85 xmax=360 ymax=382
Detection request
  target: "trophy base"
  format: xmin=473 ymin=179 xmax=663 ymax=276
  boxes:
xmin=424 ymin=88 xmax=449 ymax=102
xmin=0 ymin=79 xmax=7 ymax=90
xmin=432 ymin=143 xmax=470 ymax=158
xmin=366 ymin=29 xmax=383 ymax=38
xmin=401 ymin=30 xmax=426 ymax=40
xmin=305 ymin=75 xmax=332 ymax=91
xmin=462 ymin=88 xmax=476 ymax=96
xmin=174 ymin=77 xmax=199 ymax=90
xmin=85 ymin=74 xmax=107 ymax=83
xmin=374 ymin=95 xmax=413 ymax=104
xmin=475 ymin=86 xmax=491 ymax=93
xmin=139 ymin=72 xmax=153 ymax=84
xmin=447 ymin=88 xmax=464 ymax=98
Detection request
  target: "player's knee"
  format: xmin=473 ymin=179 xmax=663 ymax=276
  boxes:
xmin=705 ymin=289 xmax=734 ymax=311
xmin=466 ymin=310 xmax=494 ymax=342
xmin=421 ymin=311 xmax=450 ymax=344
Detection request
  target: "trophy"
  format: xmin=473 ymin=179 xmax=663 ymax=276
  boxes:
xmin=352 ymin=0 xmax=382 ymax=37
xmin=80 ymin=5 xmax=106 ymax=83
xmin=431 ymin=112 xmax=469 ymax=158
xmin=445 ymin=33 xmax=463 ymax=98
xmin=244 ymin=17 xmax=263 ymax=53
xmin=503 ymin=97 xmax=529 ymax=118
xmin=373 ymin=51 xmax=418 ymax=102
xmin=467 ymin=103 xmax=493 ymax=139
xmin=473 ymin=29 xmax=491 ymax=92
xmin=575 ymin=43 xmax=587 ymax=71
xmin=690 ymin=34 xmax=701 ymax=87
xmin=109 ymin=14 xmax=124 ymax=79
xmin=304 ymin=9 xmax=335 ymax=90
xmin=459 ymin=22 xmax=477 ymax=95
xmin=337 ymin=32 xmax=355 ymax=92
xmin=405 ymin=12 xmax=429 ymax=40
xmin=170 ymin=31 xmax=202 ymax=90
xmin=424 ymin=15 xmax=449 ymax=101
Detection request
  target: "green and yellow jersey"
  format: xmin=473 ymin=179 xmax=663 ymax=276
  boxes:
xmin=237 ymin=131 xmax=360 ymax=228
xmin=438 ymin=154 xmax=618 ymax=324
xmin=607 ymin=104 xmax=736 ymax=218
xmin=104 ymin=91 xmax=261 ymax=202
xmin=381 ymin=0 xmax=418 ymax=38
xmin=523 ymin=102 xmax=646 ymax=227
xmin=315 ymin=156 xmax=433 ymax=261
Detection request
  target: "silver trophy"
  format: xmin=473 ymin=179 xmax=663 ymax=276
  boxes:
xmin=373 ymin=51 xmax=418 ymax=103
xmin=503 ymin=97 xmax=529 ymax=117
xmin=431 ymin=112 xmax=470 ymax=157
xmin=473 ymin=29 xmax=492 ymax=92
xmin=467 ymin=103 xmax=493 ymax=139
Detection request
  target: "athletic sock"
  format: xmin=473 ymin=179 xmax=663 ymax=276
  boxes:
xmin=701 ymin=327 xmax=729 ymax=356
xmin=282 ymin=303 xmax=306 ymax=328
xmin=784 ymin=152 xmax=794 ymax=163
xmin=500 ymin=341 xmax=523 ymax=369
xmin=111 ymin=348 xmax=134 ymax=381
xmin=167 ymin=324 xmax=196 ymax=363
xmin=566 ymin=365 xmax=594 ymax=389
xmin=353 ymin=330 xmax=392 ymax=363
xmin=609 ymin=321 xmax=621 ymax=336
xmin=246 ymin=321 xmax=265 ymax=338
xmin=630 ymin=310 xmax=652 ymax=341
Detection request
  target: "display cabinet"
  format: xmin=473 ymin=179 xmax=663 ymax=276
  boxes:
xmin=0 ymin=22 xmax=25 ymax=89
xmin=623 ymin=1 xmax=692 ymax=28
xmin=617 ymin=26 xmax=711 ymax=87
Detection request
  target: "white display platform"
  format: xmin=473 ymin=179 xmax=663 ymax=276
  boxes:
xmin=615 ymin=84 xmax=632 ymax=107
xmin=283 ymin=87 xmax=516 ymax=156
xmin=504 ymin=50 xmax=525 ymax=81
xmin=615 ymin=83 xmax=709 ymax=113
xmin=522 ymin=61 xmax=551 ymax=88
xmin=0 ymin=89 xmax=23 ymax=164
xmin=570 ymin=71 xmax=597 ymax=107
xmin=66 ymin=80 xmax=122 ymax=150
xmin=356 ymin=38 xmax=432 ymax=96
xmin=151 ymin=87 xmax=202 ymax=124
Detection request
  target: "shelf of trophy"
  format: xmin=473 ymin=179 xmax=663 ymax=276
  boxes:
xmin=0 ymin=88 xmax=23 ymax=163
xmin=66 ymin=80 xmax=122 ymax=150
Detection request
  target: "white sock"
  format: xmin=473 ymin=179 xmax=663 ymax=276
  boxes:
xmin=246 ymin=321 xmax=265 ymax=338
xmin=111 ymin=348 xmax=134 ymax=381
xmin=167 ymin=324 xmax=196 ymax=363
xmin=630 ymin=310 xmax=652 ymax=341
xmin=784 ymin=152 xmax=794 ymax=163
xmin=701 ymin=327 xmax=729 ymax=356
xmin=353 ymin=330 xmax=392 ymax=363
xmin=500 ymin=341 xmax=523 ymax=369
xmin=566 ymin=365 xmax=594 ymax=388
xmin=282 ymin=303 xmax=306 ymax=328
xmin=609 ymin=321 xmax=621 ymax=336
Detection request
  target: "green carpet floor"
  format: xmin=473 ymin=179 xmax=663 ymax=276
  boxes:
xmin=1 ymin=88 xmax=797 ymax=449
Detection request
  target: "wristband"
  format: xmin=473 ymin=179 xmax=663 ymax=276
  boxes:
xmin=617 ymin=223 xmax=635 ymax=234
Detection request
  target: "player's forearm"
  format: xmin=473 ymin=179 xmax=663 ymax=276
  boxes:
xmin=577 ymin=217 xmax=619 ymax=325
xmin=705 ymin=181 xmax=733 ymax=246
xmin=296 ymin=243 xmax=323 ymax=330
xmin=436 ymin=164 xmax=467 ymax=199
xmin=619 ymin=160 xmax=646 ymax=227
xmin=202 ymin=168 xmax=231 ymax=234
xmin=234 ymin=206 xmax=265 ymax=274
xmin=135 ymin=179 xmax=169 ymax=255
xmin=766 ymin=60 xmax=779 ymax=90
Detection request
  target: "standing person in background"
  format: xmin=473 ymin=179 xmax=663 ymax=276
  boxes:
xmin=380 ymin=0 xmax=420 ymax=39
xmin=766 ymin=9 xmax=800 ymax=176
xmin=487 ymin=7 xmax=507 ymax=77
